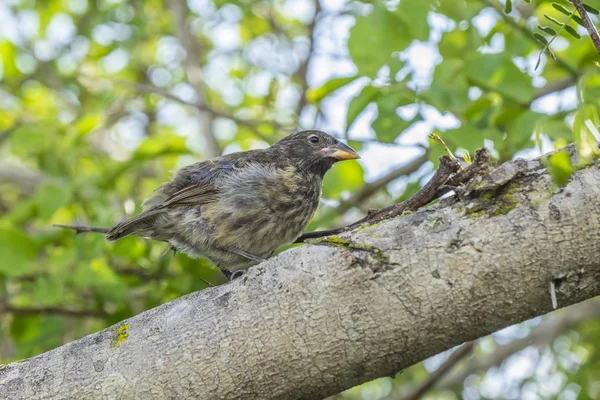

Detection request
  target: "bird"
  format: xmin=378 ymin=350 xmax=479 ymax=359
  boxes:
xmin=56 ymin=130 xmax=360 ymax=278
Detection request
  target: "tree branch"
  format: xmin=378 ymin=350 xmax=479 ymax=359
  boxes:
xmin=436 ymin=297 xmax=600 ymax=389
xmin=532 ymin=77 xmax=576 ymax=102
xmin=570 ymin=0 xmax=600 ymax=54
xmin=297 ymin=151 xmax=465 ymax=242
xmin=399 ymin=341 xmax=476 ymax=400
xmin=0 ymin=161 xmax=46 ymax=196
xmin=167 ymin=0 xmax=221 ymax=158
xmin=2 ymin=305 xmax=107 ymax=319
xmin=2 ymin=144 xmax=600 ymax=399
xmin=337 ymin=151 xmax=429 ymax=212
xmin=94 ymin=75 xmax=288 ymax=143
xmin=295 ymin=0 xmax=320 ymax=115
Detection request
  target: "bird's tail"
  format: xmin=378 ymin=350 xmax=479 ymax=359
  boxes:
xmin=55 ymin=210 xmax=161 ymax=241
xmin=53 ymin=224 xmax=110 ymax=235
xmin=104 ymin=210 xmax=161 ymax=241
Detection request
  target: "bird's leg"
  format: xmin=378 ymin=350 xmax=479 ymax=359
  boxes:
xmin=221 ymin=268 xmax=232 ymax=280
xmin=226 ymin=248 xmax=267 ymax=264
xmin=161 ymin=244 xmax=178 ymax=258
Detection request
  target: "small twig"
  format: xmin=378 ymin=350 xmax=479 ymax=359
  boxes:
xmin=532 ymin=77 xmax=576 ymax=101
xmin=86 ymin=75 xmax=287 ymax=143
xmin=571 ymin=0 xmax=600 ymax=54
xmin=167 ymin=0 xmax=221 ymax=158
xmin=398 ymin=341 xmax=476 ymax=400
xmin=296 ymin=155 xmax=461 ymax=242
xmin=329 ymin=152 xmax=429 ymax=216
xmin=2 ymin=304 xmax=107 ymax=318
xmin=295 ymin=0 xmax=320 ymax=114
xmin=434 ymin=148 xmax=493 ymax=198
xmin=53 ymin=224 xmax=110 ymax=235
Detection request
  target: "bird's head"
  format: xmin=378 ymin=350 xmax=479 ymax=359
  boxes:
xmin=272 ymin=130 xmax=360 ymax=176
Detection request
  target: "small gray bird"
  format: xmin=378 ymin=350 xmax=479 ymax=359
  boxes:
xmin=58 ymin=130 xmax=359 ymax=277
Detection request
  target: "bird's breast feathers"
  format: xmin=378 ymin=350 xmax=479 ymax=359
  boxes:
xmin=201 ymin=162 xmax=322 ymax=252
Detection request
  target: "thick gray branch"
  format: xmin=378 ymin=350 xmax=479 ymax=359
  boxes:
xmin=2 ymin=145 xmax=600 ymax=399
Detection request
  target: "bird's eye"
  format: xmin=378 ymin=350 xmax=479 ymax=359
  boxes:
xmin=309 ymin=135 xmax=319 ymax=144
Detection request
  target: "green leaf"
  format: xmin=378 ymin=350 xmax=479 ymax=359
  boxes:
xmin=348 ymin=5 xmax=411 ymax=77
xmin=322 ymin=160 xmax=364 ymax=199
xmin=504 ymin=0 xmax=512 ymax=14
xmin=133 ymin=133 xmax=188 ymax=160
xmin=9 ymin=124 xmax=57 ymax=156
xmin=571 ymin=14 xmax=585 ymax=26
xmin=372 ymin=112 xmax=420 ymax=143
xmin=346 ymin=85 xmax=380 ymax=131
xmin=425 ymin=59 xmax=470 ymax=112
xmin=306 ymin=75 xmax=359 ymax=103
xmin=372 ymin=88 xmax=415 ymax=142
xmin=564 ymin=25 xmax=582 ymax=38
xmin=0 ymin=228 xmax=38 ymax=277
xmin=544 ymin=14 xmax=565 ymax=26
xmin=573 ymin=104 xmax=600 ymax=164
xmin=435 ymin=0 xmax=482 ymax=21
xmin=583 ymin=3 xmax=600 ymax=15
xmin=538 ymin=25 xmax=557 ymax=36
xmin=439 ymin=27 xmax=484 ymax=59
xmin=464 ymin=53 xmax=535 ymax=103
xmin=35 ymin=182 xmax=72 ymax=219
xmin=0 ymin=41 xmax=18 ymax=78
xmin=533 ymin=32 xmax=549 ymax=45
xmin=579 ymin=72 xmax=600 ymax=106
xmin=441 ymin=124 xmax=497 ymax=154
xmin=543 ymin=120 xmax=573 ymax=141
xmin=397 ymin=0 xmax=435 ymax=41
xmin=551 ymin=3 xmax=571 ymax=16
xmin=545 ymin=150 xmax=574 ymax=186
xmin=507 ymin=111 xmax=545 ymax=149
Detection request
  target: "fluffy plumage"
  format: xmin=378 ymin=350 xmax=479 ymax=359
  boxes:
xmin=105 ymin=130 xmax=359 ymax=273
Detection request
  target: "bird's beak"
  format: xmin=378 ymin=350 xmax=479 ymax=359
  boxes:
xmin=320 ymin=142 xmax=360 ymax=161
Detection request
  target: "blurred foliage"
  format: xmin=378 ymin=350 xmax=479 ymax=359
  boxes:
xmin=0 ymin=0 xmax=599 ymax=399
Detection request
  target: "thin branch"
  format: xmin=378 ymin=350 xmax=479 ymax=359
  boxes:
xmin=167 ymin=0 xmax=221 ymax=158
xmin=333 ymin=152 xmax=429 ymax=215
xmin=481 ymin=0 xmax=580 ymax=78
xmin=434 ymin=148 xmax=493 ymax=198
xmin=89 ymin=74 xmax=289 ymax=143
xmin=0 ymin=126 xmax=16 ymax=148
xmin=570 ymin=0 xmax=600 ymax=54
xmin=295 ymin=0 xmax=321 ymax=115
xmin=531 ymin=77 xmax=576 ymax=102
xmin=0 ymin=161 xmax=47 ymax=196
xmin=437 ymin=298 xmax=600 ymax=389
xmin=398 ymin=341 xmax=476 ymax=400
xmin=2 ymin=305 xmax=107 ymax=318
xmin=297 ymin=155 xmax=463 ymax=242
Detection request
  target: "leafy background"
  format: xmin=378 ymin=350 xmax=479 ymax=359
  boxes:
xmin=0 ymin=0 xmax=599 ymax=398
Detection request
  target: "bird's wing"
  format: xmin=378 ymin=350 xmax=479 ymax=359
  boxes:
xmin=143 ymin=158 xmax=237 ymax=211
xmin=107 ymin=152 xmax=267 ymax=241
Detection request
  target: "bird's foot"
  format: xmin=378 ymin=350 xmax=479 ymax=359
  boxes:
xmin=221 ymin=269 xmax=246 ymax=281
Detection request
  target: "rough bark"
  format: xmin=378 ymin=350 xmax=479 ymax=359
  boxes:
xmin=1 ymin=145 xmax=600 ymax=400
